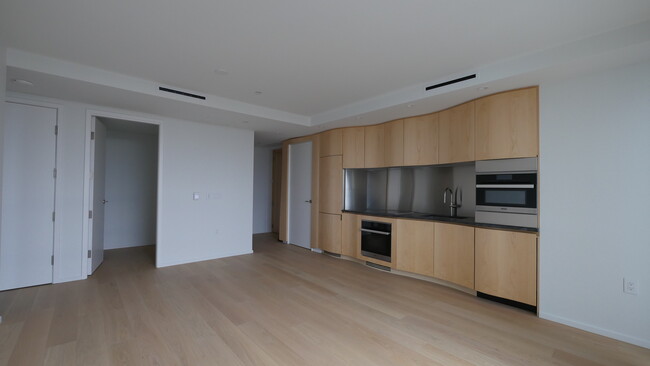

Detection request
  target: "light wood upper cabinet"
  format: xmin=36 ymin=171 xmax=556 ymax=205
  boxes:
xmin=475 ymin=87 xmax=539 ymax=160
xmin=319 ymin=155 xmax=342 ymax=214
xmin=364 ymin=124 xmax=385 ymax=168
xmin=475 ymin=228 xmax=537 ymax=306
xmin=342 ymin=127 xmax=365 ymax=168
xmin=396 ymin=219 xmax=434 ymax=277
xmin=319 ymin=129 xmax=342 ymax=157
xmin=319 ymin=213 xmax=342 ymax=254
xmin=341 ymin=213 xmax=359 ymax=257
xmin=404 ymin=113 xmax=439 ymax=166
xmin=434 ymin=223 xmax=475 ymax=289
xmin=438 ymin=102 xmax=475 ymax=164
xmin=384 ymin=120 xmax=404 ymax=167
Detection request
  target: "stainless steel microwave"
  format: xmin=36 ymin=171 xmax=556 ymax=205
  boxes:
xmin=475 ymin=157 xmax=538 ymax=228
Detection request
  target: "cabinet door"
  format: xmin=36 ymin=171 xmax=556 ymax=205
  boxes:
xmin=404 ymin=113 xmax=438 ymax=166
xmin=438 ymin=102 xmax=475 ymax=164
xmin=475 ymin=228 xmax=537 ymax=306
xmin=384 ymin=119 xmax=404 ymax=167
xmin=342 ymin=127 xmax=365 ymax=168
xmin=475 ymin=87 xmax=538 ymax=160
xmin=434 ymin=223 xmax=475 ymax=289
xmin=319 ymin=213 xmax=342 ymax=254
xmin=319 ymin=129 xmax=342 ymax=157
xmin=319 ymin=155 xmax=343 ymax=214
xmin=341 ymin=213 xmax=359 ymax=257
xmin=396 ymin=220 xmax=434 ymax=277
xmin=364 ymin=124 xmax=385 ymax=168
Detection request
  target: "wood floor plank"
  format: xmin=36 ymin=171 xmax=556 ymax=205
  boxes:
xmin=0 ymin=235 xmax=648 ymax=366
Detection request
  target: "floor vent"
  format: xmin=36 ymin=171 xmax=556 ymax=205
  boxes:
xmin=425 ymin=74 xmax=477 ymax=91
xmin=366 ymin=261 xmax=390 ymax=272
xmin=159 ymin=87 xmax=206 ymax=100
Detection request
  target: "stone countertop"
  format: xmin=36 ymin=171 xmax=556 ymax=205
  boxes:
xmin=343 ymin=210 xmax=539 ymax=233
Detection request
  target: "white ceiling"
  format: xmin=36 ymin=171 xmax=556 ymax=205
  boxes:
xmin=3 ymin=1 xmax=650 ymax=145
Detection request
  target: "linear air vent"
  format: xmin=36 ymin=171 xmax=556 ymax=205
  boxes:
xmin=159 ymin=87 xmax=206 ymax=100
xmin=425 ymin=74 xmax=477 ymax=91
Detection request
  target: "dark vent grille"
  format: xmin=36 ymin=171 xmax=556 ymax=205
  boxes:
xmin=425 ymin=74 xmax=477 ymax=91
xmin=159 ymin=87 xmax=206 ymax=100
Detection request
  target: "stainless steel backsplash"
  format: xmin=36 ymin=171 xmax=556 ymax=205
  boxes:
xmin=344 ymin=163 xmax=476 ymax=217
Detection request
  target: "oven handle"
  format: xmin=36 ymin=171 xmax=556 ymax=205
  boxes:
xmin=360 ymin=228 xmax=391 ymax=235
xmin=476 ymin=184 xmax=535 ymax=189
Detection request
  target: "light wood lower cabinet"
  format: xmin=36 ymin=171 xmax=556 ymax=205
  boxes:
xmin=475 ymin=228 xmax=537 ymax=306
xmin=341 ymin=213 xmax=359 ymax=257
xmin=434 ymin=223 xmax=475 ymax=289
xmin=319 ymin=213 xmax=342 ymax=254
xmin=396 ymin=220 xmax=434 ymax=277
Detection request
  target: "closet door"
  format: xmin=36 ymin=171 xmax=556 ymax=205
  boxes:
xmin=0 ymin=102 xmax=57 ymax=290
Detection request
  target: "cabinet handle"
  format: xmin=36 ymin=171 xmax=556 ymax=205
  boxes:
xmin=360 ymin=228 xmax=391 ymax=235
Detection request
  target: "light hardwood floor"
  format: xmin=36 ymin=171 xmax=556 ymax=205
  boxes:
xmin=0 ymin=234 xmax=648 ymax=365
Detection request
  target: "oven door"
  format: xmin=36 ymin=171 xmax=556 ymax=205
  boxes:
xmin=476 ymin=173 xmax=537 ymax=214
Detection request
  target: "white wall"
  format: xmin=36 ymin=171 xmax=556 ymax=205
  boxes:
xmin=0 ymin=41 xmax=6 ymax=244
xmin=539 ymin=60 xmax=650 ymax=348
xmin=104 ymin=127 xmax=158 ymax=249
xmin=6 ymin=92 xmax=254 ymax=282
xmin=253 ymin=147 xmax=273 ymax=234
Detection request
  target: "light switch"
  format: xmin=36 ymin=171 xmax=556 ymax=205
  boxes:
xmin=193 ymin=192 xmax=200 ymax=200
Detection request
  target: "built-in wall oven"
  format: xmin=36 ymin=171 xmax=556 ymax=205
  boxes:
xmin=475 ymin=157 xmax=538 ymax=228
xmin=360 ymin=220 xmax=392 ymax=263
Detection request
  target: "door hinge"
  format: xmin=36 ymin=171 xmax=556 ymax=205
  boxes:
xmin=91 ymin=131 xmax=95 ymax=140
xmin=53 ymin=168 xmax=57 ymax=179
xmin=88 ymin=250 xmax=92 ymax=258
xmin=88 ymin=210 xmax=93 ymax=219
xmin=52 ymin=212 xmax=55 ymax=222
xmin=54 ymin=125 xmax=58 ymax=135
xmin=51 ymin=255 xmax=54 ymax=266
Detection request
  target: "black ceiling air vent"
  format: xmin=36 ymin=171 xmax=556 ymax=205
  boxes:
xmin=159 ymin=87 xmax=206 ymax=100
xmin=425 ymin=74 xmax=477 ymax=91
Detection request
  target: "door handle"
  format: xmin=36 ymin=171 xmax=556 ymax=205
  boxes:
xmin=102 ymin=200 xmax=108 ymax=204
xmin=304 ymin=200 xmax=312 ymax=203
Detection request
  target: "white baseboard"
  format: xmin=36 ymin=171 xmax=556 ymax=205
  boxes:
xmin=156 ymin=250 xmax=253 ymax=268
xmin=539 ymin=312 xmax=650 ymax=349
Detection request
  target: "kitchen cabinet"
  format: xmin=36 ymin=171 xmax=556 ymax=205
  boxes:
xmin=364 ymin=124 xmax=385 ymax=168
xmin=319 ymin=129 xmax=342 ymax=157
xmin=438 ymin=102 xmax=475 ymax=164
xmin=384 ymin=119 xmax=404 ymax=167
xmin=434 ymin=223 xmax=475 ymax=289
xmin=319 ymin=213 xmax=342 ymax=254
xmin=396 ymin=219 xmax=434 ymax=277
xmin=342 ymin=127 xmax=365 ymax=168
xmin=341 ymin=213 xmax=359 ymax=257
xmin=318 ymin=155 xmax=343 ymax=214
xmin=403 ymin=113 xmax=438 ymax=166
xmin=475 ymin=228 xmax=537 ymax=306
xmin=475 ymin=87 xmax=538 ymax=160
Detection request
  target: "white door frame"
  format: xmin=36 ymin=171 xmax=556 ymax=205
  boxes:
xmin=82 ymin=109 xmax=162 ymax=276
xmin=4 ymin=96 xmax=62 ymax=284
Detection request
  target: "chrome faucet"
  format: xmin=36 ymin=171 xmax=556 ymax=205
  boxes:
xmin=443 ymin=186 xmax=463 ymax=217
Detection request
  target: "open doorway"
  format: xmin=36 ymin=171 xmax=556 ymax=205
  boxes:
xmin=85 ymin=114 xmax=160 ymax=275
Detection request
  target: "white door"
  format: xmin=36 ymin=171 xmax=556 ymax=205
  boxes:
xmin=288 ymin=141 xmax=312 ymax=248
xmin=88 ymin=118 xmax=106 ymax=274
xmin=0 ymin=102 xmax=57 ymax=291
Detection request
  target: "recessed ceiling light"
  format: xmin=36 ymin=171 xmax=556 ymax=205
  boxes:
xmin=477 ymin=86 xmax=489 ymax=91
xmin=407 ymin=104 xmax=415 ymax=108
xmin=12 ymin=79 xmax=34 ymax=87
xmin=214 ymin=68 xmax=229 ymax=75
xmin=254 ymin=91 xmax=262 ymax=95
xmin=355 ymin=116 xmax=363 ymax=120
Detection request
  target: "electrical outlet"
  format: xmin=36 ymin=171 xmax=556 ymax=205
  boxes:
xmin=624 ymin=278 xmax=639 ymax=295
